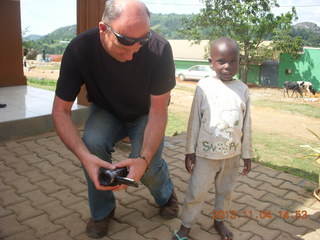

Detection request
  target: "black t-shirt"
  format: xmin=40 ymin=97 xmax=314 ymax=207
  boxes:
xmin=56 ymin=27 xmax=176 ymax=122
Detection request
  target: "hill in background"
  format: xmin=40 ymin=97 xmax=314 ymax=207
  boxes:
xmin=23 ymin=13 xmax=320 ymax=55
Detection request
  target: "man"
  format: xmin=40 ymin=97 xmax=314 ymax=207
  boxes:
xmin=52 ymin=0 xmax=178 ymax=238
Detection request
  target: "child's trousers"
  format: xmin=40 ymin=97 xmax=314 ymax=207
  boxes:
xmin=181 ymin=155 xmax=240 ymax=228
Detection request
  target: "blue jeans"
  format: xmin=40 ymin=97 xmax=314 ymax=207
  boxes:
xmin=82 ymin=104 xmax=174 ymax=221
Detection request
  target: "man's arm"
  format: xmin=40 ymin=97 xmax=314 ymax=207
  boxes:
xmin=52 ymin=95 xmax=116 ymax=190
xmin=115 ymin=91 xmax=171 ymax=184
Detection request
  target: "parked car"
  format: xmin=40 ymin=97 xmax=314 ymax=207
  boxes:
xmin=176 ymin=65 xmax=216 ymax=81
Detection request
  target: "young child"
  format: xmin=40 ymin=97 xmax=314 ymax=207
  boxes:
xmin=172 ymin=37 xmax=254 ymax=240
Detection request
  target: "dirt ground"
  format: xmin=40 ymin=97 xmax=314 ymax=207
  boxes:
xmin=24 ymin=63 xmax=320 ymax=142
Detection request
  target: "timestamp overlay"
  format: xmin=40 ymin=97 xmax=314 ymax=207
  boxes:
xmin=211 ymin=210 xmax=308 ymax=220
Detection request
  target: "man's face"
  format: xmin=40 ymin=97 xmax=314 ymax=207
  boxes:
xmin=210 ymin=43 xmax=239 ymax=81
xmin=99 ymin=18 xmax=150 ymax=62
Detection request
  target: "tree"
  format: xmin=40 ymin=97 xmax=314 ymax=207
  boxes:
xmin=179 ymin=0 xmax=303 ymax=83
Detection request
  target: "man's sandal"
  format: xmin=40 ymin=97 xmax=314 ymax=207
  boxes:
xmin=173 ymin=230 xmax=188 ymax=240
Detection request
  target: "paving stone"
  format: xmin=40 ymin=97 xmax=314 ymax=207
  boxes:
xmin=6 ymin=201 xmax=44 ymax=221
xmin=0 ymin=146 xmax=11 ymax=156
xmin=260 ymin=192 xmax=294 ymax=209
xmin=114 ymin=188 xmax=142 ymax=206
xmin=235 ymin=182 xmax=267 ymax=199
xmin=41 ymin=229 xmax=73 ymax=240
xmin=6 ymin=176 xmax=39 ymax=194
xmin=59 ymin=178 xmax=87 ymax=194
xmin=34 ymin=178 xmax=66 ymax=194
xmin=239 ymin=219 xmax=281 ymax=239
xmin=6 ymin=160 xmax=36 ymax=175
xmin=275 ymin=232 xmax=300 ymax=240
xmin=33 ymin=147 xmax=55 ymax=157
xmin=113 ymin=200 xmax=136 ymax=219
xmin=253 ymin=173 xmax=285 ymax=187
xmin=37 ymin=200 xmax=74 ymax=221
xmin=33 ymin=160 xmax=56 ymax=173
xmin=20 ymin=169 xmax=50 ymax=183
xmin=22 ymin=214 xmax=63 ymax=238
xmin=4 ymin=142 xmax=21 ymax=149
xmin=0 ymin=204 xmax=13 ymax=217
xmin=257 ymin=182 xmax=289 ymax=197
xmin=75 ymin=232 xmax=112 ymax=240
xmin=66 ymin=200 xmax=90 ymax=221
xmin=49 ymin=188 xmax=83 ymax=207
xmin=251 ymin=165 xmax=280 ymax=178
xmin=189 ymin=224 xmax=218 ymax=240
xmin=10 ymin=147 xmax=32 ymax=156
xmin=107 ymin=220 xmax=131 ymax=236
xmin=109 ymin=226 xmax=150 ymax=240
xmin=208 ymin=220 xmax=254 ymax=240
xmin=0 ymin=214 xmax=29 ymax=238
xmin=144 ymin=225 xmax=172 ymax=240
xmin=130 ymin=187 xmax=155 ymax=205
xmin=57 ymin=160 xmax=82 ymax=173
xmin=42 ymin=153 xmax=68 ymax=165
xmin=237 ymin=176 xmax=263 ymax=188
xmin=20 ymin=153 xmax=44 ymax=164
xmin=69 ymin=169 xmax=87 ymax=181
xmin=279 ymin=181 xmax=308 ymax=195
xmin=1 ymin=154 xmax=21 ymax=164
xmin=3 ymin=229 xmax=37 ymax=240
xmin=196 ymin=213 xmax=214 ymax=231
xmin=44 ymin=168 xmax=74 ymax=184
xmin=0 ymin=179 xmax=11 ymax=192
xmin=0 ymin=189 xmax=27 ymax=207
xmin=235 ymin=195 xmax=271 ymax=211
xmin=126 ymin=199 xmax=159 ymax=219
xmin=277 ymin=172 xmax=304 ymax=185
xmin=21 ymin=189 xmax=56 ymax=206
xmin=54 ymin=213 xmax=86 ymax=237
xmin=267 ymin=218 xmax=308 ymax=238
xmin=0 ymin=169 xmax=23 ymax=183
xmin=119 ymin=211 xmax=161 ymax=235
xmin=150 ymin=215 xmax=181 ymax=232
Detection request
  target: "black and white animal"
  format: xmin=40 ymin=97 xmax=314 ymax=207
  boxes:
xmin=283 ymin=81 xmax=304 ymax=97
xmin=296 ymin=81 xmax=317 ymax=97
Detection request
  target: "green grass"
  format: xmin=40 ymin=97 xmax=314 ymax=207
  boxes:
xmin=253 ymin=130 xmax=319 ymax=182
xmin=27 ymin=78 xmax=57 ymax=91
xmin=252 ymin=100 xmax=320 ymax=118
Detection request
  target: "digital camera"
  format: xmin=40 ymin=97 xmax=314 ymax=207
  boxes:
xmin=99 ymin=167 xmax=138 ymax=188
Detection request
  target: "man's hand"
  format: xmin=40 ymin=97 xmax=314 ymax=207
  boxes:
xmin=81 ymin=154 xmax=119 ymax=191
xmin=185 ymin=153 xmax=196 ymax=174
xmin=113 ymin=157 xmax=148 ymax=190
xmin=241 ymin=158 xmax=251 ymax=175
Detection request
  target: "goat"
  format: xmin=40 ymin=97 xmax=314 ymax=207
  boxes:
xmin=296 ymin=81 xmax=317 ymax=97
xmin=283 ymin=81 xmax=304 ymax=97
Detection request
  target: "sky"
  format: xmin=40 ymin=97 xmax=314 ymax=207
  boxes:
xmin=21 ymin=0 xmax=320 ymax=36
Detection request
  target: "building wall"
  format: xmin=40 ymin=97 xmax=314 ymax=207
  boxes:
xmin=0 ymin=0 xmax=26 ymax=87
xmin=278 ymin=48 xmax=320 ymax=91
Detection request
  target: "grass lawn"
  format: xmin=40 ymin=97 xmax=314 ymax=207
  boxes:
xmin=27 ymin=78 xmax=57 ymax=91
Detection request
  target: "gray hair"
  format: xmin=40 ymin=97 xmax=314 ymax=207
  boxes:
xmin=101 ymin=0 xmax=150 ymax=24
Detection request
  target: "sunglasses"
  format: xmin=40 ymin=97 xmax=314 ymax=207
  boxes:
xmin=105 ymin=23 xmax=151 ymax=46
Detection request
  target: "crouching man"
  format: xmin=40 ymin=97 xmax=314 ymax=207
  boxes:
xmin=52 ymin=0 xmax=178 ymax=238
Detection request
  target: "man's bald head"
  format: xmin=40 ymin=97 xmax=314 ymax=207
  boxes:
xmin=102 ymin=0 xmax=150 ymax=24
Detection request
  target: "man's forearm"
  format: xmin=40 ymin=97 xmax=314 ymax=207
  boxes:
xmin=140 ymin=110 xmax=167 ymax=164
xmin=52 ymin=107 xmax=89 ymax=162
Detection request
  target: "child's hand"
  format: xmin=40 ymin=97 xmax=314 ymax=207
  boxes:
xmin=185 ymin=153 xmax=196 ymax=174
xmin=241 ymin=158 xmax=251 ymax=175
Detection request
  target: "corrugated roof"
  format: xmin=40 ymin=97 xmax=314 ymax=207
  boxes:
xmin=168 ymin=40 xmax=209 ymax=60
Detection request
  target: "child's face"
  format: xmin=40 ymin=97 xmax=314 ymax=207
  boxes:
xmin=210 ymin=43 xmax=239 ymax=81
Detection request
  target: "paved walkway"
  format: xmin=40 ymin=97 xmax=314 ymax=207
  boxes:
xmin=0 ymin=132 xmax=319 ymax=240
